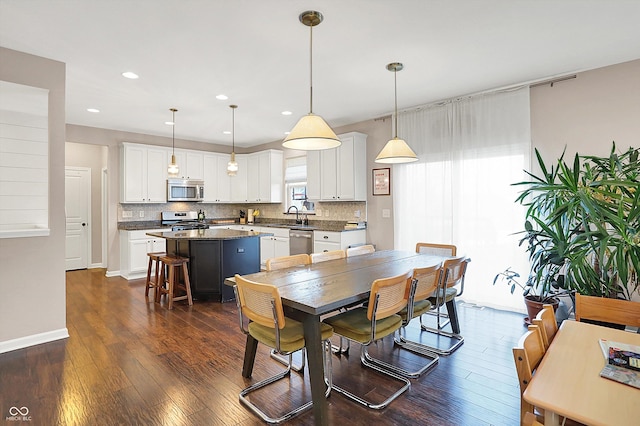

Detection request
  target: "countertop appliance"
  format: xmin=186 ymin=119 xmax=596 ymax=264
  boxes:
xmin=161 ymin=211 xmax=209 ymax=231
xmin=167 ymin=178 xmax=204 ymax=202
xmin=289 ymin=229 xmax=313 ymax=255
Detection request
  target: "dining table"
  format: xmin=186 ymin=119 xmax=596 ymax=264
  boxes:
xmin=224 ymin=249 xmax=447 ymax=426
xmin=523 ymin=319 xmax=640 ymax=426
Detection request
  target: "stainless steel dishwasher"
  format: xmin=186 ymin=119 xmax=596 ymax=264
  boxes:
xmin=289 ymin=229 xmax=313 ymax=255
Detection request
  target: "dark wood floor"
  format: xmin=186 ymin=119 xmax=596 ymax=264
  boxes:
xmin=0 ymin=268 xmax=528 ymax=425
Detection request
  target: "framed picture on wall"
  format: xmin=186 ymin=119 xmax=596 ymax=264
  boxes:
xmin=372 ymin=168 xmax=390 ymax=196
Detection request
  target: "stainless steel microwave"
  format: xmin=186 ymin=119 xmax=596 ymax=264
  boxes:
xmin=167 ymin=178 xmax=204 ymax=202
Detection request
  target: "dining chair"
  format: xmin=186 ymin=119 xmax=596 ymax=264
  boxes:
xmin=421 ymin=256 xmax=470 ymax=355
xmin=513 ymin=324 xmax=546 ymax=426
xmin=322 ymin=270 xmax=413 ymax=410
xmin=265 ymin=253 xmax=312 ymax=372
xmin=266 ymin=253 xmax=311 ymax=271
xmin=523 ymin=412 xmax=544 ymax=426
xmin=311 ymin=249 xmax=346 ymax=263
xmin=233 ymin=275 xmax=334 ymax=424
xmin=574 ymin=293 xmax=640 ymax=328
xmin=393 ymin=263 xmax=442 ymax=377
xmin=346 ymin=244 xmax=375 ymax=257
xmin=415 ymin=242 xmax=457 ymax=257
xmin=531 ymin=304 xmax=558 ymax=350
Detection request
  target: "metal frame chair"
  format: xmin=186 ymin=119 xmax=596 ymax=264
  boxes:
xmin=346 ymin=244 xmax=375 ymax=257
xmin=322 ymin=271 xmax=413 ymax=409
xmin=310 ymin=249 xmax=346 ymax=263
xmin=234 ymin=275 xmax=333 ymax=424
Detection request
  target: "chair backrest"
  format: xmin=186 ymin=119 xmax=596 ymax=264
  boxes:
xmin=266 ymin=253 xmax=311 ymax=271
xmin=523 ymin=412 xmax=543 ymax=426
xmin=513 ymin=325 xmax=546 ymax=424
xmin=234 ymin=274 xmax=284 ymax=329
xmin=310 ymin=249 xmax=346 ymax=263
xmin=367 ymin=270 xmax=413 ymax=321
xmin=415 ymin=242 xmax=457 ymax=257
xmin=531 ymin=304 xmax=557 ymax=350
xmin=346 ymin=244 xmax=375 ymax=257
xmin=441 ymin=256 xmax=470 ymax=291
xmin=574 ymin=293 xmax=640 ymax=327
xmin=412 ymin=263 xmax=442 ymax=301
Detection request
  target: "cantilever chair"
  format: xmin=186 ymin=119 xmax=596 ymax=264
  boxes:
xmin=418 ymin=256 xmax=470 ymax=355
xmin=346 ymin=244 xmax=375 ymax=257
xmin=575 ymin=293 xmax=640 ymax=328
xmin=531 ymin=304 xmax=558 ymax=350
xmin=415 ymin=242 xmax=457 ymax=257
xmin=322 ymin=271 xmax=413 ymax=410
xmin=234 ymin=275 xmax=333 ymax=424
xmin=310 ymin=249 xmax=346 ymax=263
xmin=513 ymin=325 xmax=546 ymax=426
xmin=265 ymin=253 xmax=312 ymax=372
xmin=393 ymin=263 xmax=442 ymax=378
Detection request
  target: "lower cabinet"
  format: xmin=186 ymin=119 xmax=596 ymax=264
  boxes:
xmin=313 ymin=230 xmax=366 ymax=253
xmin=259 ymin=227 xmax=290 ymax=269
xmin=120 ymin=229 xmax=167 ymax=279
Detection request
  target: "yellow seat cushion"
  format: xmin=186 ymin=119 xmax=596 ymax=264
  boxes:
xmin=399 ymin=299 xmax=432 ymax=321
xmin=322 ymin=307 xmax=402 ymax=344
xmin=428 ymin=287 xmax=457 ymax=305
xmin=248 ymin=318 xmax=333 ymax=353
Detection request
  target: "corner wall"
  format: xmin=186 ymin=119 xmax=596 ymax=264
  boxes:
xmin=0 ymin=47 xmax=67 ymax=352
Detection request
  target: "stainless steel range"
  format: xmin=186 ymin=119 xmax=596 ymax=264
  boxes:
xmin=161 ymin=211 xmax=209 ymax=231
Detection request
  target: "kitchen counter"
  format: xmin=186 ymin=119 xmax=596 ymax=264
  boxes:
xmin=119 ymin=219 xmax=365 ymax=233
xmin=146 ymin=228 xmax=272 ymax=240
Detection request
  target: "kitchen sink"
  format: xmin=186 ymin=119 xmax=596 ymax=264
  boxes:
xmin=261 ymin=223 xmax=316 ymax=230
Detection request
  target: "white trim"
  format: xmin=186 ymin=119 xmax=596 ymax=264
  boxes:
xmin=105 ymin=270 xmax=120 ymax=278
xmin=0 ymin=328 xmax=69 ymax=354
xmin=101 ymin=168 xmax=108 ymax=269
xmin=89 ymin=263 xmax=103 ymax=269
xmin=0 ymin=228 xmax=50 ymax=238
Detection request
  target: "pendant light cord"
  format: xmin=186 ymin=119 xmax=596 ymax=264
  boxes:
xmin=393 ymin=68 xmax=398 ymax=139
xmin=232 ymin=106 xmax=235 ymax=153
xmin=172 ymin=109 xmax=175 ymax=154
xmin=309 ymin=23 xmax=314 ymax=114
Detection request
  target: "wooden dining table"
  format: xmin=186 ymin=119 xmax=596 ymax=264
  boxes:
xmin=523 ymin=320 xmax=640 ymax=426
xmin=224 ymin=250 xmax=446 ymax=426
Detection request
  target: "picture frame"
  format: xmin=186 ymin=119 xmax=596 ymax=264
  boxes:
xmin=372 ymin=167 xmax=391 ymax=196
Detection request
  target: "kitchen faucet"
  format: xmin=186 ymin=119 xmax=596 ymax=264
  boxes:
xmin=287 ymin=205 xmax=302 ymax=224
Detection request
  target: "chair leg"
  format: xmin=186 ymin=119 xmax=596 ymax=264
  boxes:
xmin=269 ymin=348 xmax=306 ymax=373
xmin=413 ymin=300 xmax=464 ymax=356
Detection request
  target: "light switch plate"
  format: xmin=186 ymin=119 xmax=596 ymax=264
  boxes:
xmin=122 ymin=211 xmax=132 ymax=218
xmin=382 ymin=209 xmax=391 ymax=218
xmin=139 ymin=211 xmax=144 ymax=218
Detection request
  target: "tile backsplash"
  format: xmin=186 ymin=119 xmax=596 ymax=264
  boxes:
xmin=118 ymin=201 xmax=367 ymax=223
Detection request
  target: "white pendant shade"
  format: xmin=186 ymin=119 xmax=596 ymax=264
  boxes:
xmin=168 ymin=154 xmax=180 ymax=174
xmin=375 ymin=137 xmax=418 ymax=163
xmin=167 ymin=108 xmax=180 ymax=175
xmin=283 ymin=114 xmax=341 ymax=150
xmin=227 ymin=152 xmax=238 ymax=176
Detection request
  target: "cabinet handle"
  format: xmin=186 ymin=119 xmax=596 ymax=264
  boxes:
xmin=323 ymin=235 xmax=328 ymax=239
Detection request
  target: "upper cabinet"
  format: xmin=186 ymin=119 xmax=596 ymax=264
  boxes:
xmin=230 ymin=155 xmax=249 ymax=203
xmin=203 ymin=153 xmax=231 ymax=203
xmin=120 ymin=143 xmax=168 ymax=203
xmin=307 ymin=132 xmax=367 ymax=202
xmin=246 ymin=150 xmax=283 ymax=203
xmin=168 ymin=149 xmax=203 ymax=180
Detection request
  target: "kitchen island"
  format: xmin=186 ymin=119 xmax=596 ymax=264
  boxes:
xmin=147 ymin=228 xmax=272 ymax=302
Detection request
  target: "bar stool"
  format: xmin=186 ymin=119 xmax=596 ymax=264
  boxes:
xmin=145 ymin=252 xmax=165 ymax=300
xmin=157 ymin=255 xmax=193 ymax=309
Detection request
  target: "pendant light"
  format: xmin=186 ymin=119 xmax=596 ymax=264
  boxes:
xmin=227 ymin=105 xmax=238 ymax=176
xmin=375 ymin=63 xmax=418 ymax=163
xmin=167 ymin=108 xmax=180 ymax=175
xmin=282 ymin=10 xmax=341 ymax=151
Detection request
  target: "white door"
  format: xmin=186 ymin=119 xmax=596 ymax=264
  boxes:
xmin=65 ymin=167 xmax=91 ymax=270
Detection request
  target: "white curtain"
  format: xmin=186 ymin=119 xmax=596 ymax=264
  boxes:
xmin=393 ymin=87 xmax=531 ymax=312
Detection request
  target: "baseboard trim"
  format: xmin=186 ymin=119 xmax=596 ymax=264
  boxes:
xmin=105 ymin=270 xmax=120 ymax=278
xmin=0 ymin=328 xmax=69 ymax=354
xmin=89 ymin=262 xmax=105 ymax=269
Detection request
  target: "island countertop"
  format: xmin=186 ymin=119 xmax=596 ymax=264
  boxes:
xmin=146 ymin=229 xmax=273 ymax=240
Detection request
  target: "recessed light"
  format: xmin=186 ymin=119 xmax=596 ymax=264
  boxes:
xmin=216 ymin=94 xmax=228 ymax=100
xmin=223 ymin=130 xmax=231 ymax=135
xmin=284 ymin=131 xmax=291 ymax=135
xmin=87 ymin=108 xmax=100 ymax=113
xmin=122 ymin=71 xmax=139 ymax=79
xmin=281 ymin=111 xmax=292 ymax=116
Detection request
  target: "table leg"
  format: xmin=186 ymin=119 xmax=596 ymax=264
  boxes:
xmin=302 ymin=313 xmax=329 ymax=426
xmin=242 ymin=334 xmax=258 ymax=378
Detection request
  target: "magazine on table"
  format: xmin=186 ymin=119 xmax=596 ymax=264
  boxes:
xmin=598 ymin=339 xmax=640 ymax=389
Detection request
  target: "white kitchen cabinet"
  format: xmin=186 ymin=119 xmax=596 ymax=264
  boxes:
xmin=230 ymin=155 xmax=248 ymax=203
xmin=308 ymin=132 xmax=367 ymax=202
xmin=259 ymin=227 xmax=290 ymax=269
xmin=247 ymin=150 xmax=283 ymax=203
xmin=120 ymin=143 xmax=168 ymax=203
xmin=203 ymin=153 xmax=232 ymax=203
xmin=169 ymin=149 xmax=203 ymax=180
xmin=313 ymin=229 xmax=366 ymax=253
xmin=119 ymin=229 xmax=167 ymax=279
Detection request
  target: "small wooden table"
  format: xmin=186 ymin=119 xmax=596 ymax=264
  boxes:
xmin=523 ymin=320 xmax=640 ymax=426
xmin=225 ymin=250 xmax=447 ymax=426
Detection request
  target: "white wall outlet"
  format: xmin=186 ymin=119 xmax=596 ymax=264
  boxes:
xmin=122 ymin=211 xmax=132 ymax=218
xmin=382 ymin=209 xmax=391 ymax=218
xmin=315 ymin=208 xmax=322 ymax=216
xmin=139 ymin=211 xmax=144 ymax=218
xmin=324 ymin=209 xmax=330 ymax=217
xmin=354 ymin=210 xmax=361 ymax=218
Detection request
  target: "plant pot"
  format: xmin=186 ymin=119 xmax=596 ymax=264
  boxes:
xmin=523 ymin=296 xmax=559 ymax=325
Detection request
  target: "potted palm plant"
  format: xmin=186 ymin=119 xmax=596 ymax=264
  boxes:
xmin=499 ymin=142 xmax=639 ymax=320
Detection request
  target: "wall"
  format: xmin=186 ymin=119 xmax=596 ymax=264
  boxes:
xmin=0 ymin=47 xmax=67 ymax=352
xmin=65 ymin=142 xmax=108 ymax=266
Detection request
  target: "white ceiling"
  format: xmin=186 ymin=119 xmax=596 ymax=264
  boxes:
xmin=1 ymin=0 xmax=639 ymax=148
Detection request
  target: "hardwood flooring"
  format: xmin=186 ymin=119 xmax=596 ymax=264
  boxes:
xmin=0 ymin=268 xmax=528 ymax=425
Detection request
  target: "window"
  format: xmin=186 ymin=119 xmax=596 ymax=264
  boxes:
xmin=284 ymin=156 xmax=314 ymax=213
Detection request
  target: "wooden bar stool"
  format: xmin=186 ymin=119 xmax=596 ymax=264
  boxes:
xmin=145 ymin=252 xmax=165 ymax=300
xmin=157 ymin=255 xmax=193 ymax=309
